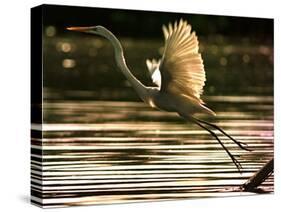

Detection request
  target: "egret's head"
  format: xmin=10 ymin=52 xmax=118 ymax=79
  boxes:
xmin=67 ymin=25 xmax=107 ymax=36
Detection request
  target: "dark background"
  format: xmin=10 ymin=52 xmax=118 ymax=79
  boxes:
xmin=41 ymin=4 xmax=273 ymax=101
xmin=42 ymin=4 xmax=273 ymax=40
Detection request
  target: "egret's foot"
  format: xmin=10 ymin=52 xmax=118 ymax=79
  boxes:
xmin=231 ymin=155 xmax=243 ymax=173
xmin=191 ymin=117 xmax=252 ymax=152
xmin=236 ymin=140 xmax=252 ymax=152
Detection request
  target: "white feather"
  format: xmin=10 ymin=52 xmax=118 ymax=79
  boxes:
xmin=146 ymin=59 xmax=161 ymax=87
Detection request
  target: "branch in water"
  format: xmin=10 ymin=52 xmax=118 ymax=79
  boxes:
xmin=242 ymin=158 xmax=273 ymax=192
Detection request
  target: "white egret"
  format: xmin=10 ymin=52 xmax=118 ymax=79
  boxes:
xmin=67 ymin=19 xmax=250 ymax=172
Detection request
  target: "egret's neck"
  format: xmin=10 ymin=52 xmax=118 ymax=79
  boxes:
xmin=101 ymin=29 xmax=148 ymax=101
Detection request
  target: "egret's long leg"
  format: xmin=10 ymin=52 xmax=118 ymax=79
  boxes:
xmin=191 ymin=118 xmax=242 ymax=172
xmin=192 ymin=117 xmax=251 ymax=151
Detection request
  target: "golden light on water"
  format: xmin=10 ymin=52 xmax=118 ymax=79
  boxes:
xmin=33 ymin=96 xmax=273 ymax=207
xmin=62 ymin=59 xmax=76 ymax=68
xmin=56 ymin=42 xmax=73 ymax=53
xmin=220 ymin=57 xmax=227 ymax=66
xmin=259 ymin=46 xmax=270 ymax=55
xmin=45 ymin=26 xmax=56 ymax=37
xmin=61 ymin=43 xmax=72 ymax=52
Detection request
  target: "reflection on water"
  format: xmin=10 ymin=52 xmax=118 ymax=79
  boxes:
xmin=31 ymin=95 xmax=273 ymax=208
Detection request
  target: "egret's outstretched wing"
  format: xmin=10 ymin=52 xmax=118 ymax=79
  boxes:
xmin=160 ymin=19 xmax=206 ymax=103
xmin=146 ymin=59 xmax=161 ymax=87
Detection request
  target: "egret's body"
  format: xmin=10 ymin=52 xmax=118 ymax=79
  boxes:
xmin=67 ymin=20 xmax=250 ymax=172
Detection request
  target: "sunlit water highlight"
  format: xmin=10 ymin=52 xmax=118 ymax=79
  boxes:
xmin=31 ymin=95 xmax=273 ymax=207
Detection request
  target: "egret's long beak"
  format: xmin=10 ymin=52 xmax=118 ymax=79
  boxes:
xmin=66 ymin=26 xmax=95 ymax=32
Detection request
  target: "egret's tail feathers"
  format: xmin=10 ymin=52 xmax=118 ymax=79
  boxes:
xmin=200 ymin=104 xmax=216 ymax=116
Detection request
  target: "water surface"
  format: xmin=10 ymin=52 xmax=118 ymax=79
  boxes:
xmin=31 ymin=95 xmax=273 ymax=207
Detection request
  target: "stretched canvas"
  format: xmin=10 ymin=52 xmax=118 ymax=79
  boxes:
xmin=31 ymin=4 xmax=274 ymax=208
